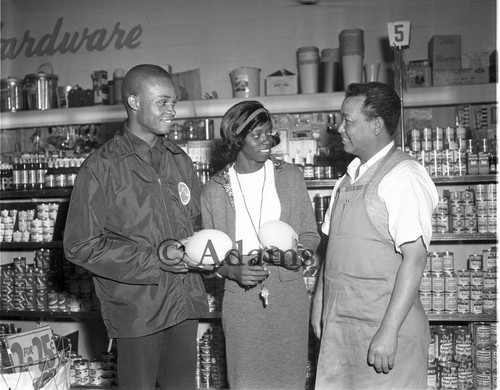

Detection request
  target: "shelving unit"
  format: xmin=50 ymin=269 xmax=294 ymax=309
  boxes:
xmin=0 ymin=84 xmax=496 ymax=129
xmin=1 ymin=84 xmax=497 ymax=390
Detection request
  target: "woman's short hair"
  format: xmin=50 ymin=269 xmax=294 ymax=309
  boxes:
xmin=218 ymin=100 xmax=272 ymax=163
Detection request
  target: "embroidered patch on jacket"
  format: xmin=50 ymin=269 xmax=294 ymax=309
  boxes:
xmin=178 ymin=182 xmax=191 ymax=205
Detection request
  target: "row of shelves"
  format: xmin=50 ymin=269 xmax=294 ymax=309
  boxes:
xmin=0 ymin=174 xmax=496 ymax=200
xmin=0 ymin=84 xmax=497 ymax=129
xmin=0 ymin=231 xmax=497 ymax=251
xmin=0 ymin=308 xmax=495 ymax=323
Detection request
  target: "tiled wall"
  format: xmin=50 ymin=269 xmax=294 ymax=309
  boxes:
xmin=1 ymin=0 xmax=496 ymax=99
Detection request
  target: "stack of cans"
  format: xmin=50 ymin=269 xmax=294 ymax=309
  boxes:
xmin=420 ymin=251 xmax=457 ymax=315
xmin=432 ymin=187 xmax=497 ymax=235
xmin=428 ymin=323 xmax=497 ymax=390
xmin=196 ymin=325 xmax=227 ymax=389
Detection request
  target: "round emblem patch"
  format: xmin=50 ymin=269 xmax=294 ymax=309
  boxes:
xmin=178 ymin=182 xmax=191 ymax=205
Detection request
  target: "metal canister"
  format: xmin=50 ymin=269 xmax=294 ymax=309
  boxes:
xmin=434 ymin=326 xmax=454 ymax=362
xmin=24 ymin=69 xmax=59 ymax=110
xmin=1 ymin=77 xmax=25 ymax=112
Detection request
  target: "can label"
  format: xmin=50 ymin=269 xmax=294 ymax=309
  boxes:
xmin=457 ymin=298 xmax=470 ymax=314
xmin=444 ymin=293 xmax=457 ymax=314
xmin=432 ymin=293 xmax=445 ymax=313
xmin=454 ymin=330 xmax=472 ymax=363
xmin=470 ymin=299 xmax=483 ymax=314
xmin=442 ymin=252 xmax=454 ymax=271
xmin=439 ymin=361 xmax=459 ymax=389
xmin=435 ymin=329 xmax=453 ymax=362
xmin=432 ymin=272 xmax=445 ymax=293
xmin=476 ymin=347 xmax=492 ymax=370
xmin=457 ymin=270 xmax=470 ymax=286
xmin=468 ymin=254 xmax=483 ymax=271
xmin=470 ymin=284 xmax=483 ymax=301
xmin=420 ymin=293 xmax=432 ymax=313
xmin=457 ymin=362 xmax=474 ymax=390
xmin=420 ymin=273 xmax=432 ymax=293
xmin=444 ymin=272 xmax=458 ymax=293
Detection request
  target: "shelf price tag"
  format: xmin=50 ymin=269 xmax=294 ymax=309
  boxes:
xmin=387 ymin=21 xmax=411 ymax=47
xmin=4 ymin=325 xmax=59 ymax=379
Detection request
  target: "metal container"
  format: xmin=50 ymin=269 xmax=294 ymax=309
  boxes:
xmin=24 ymin=66 xmax=58 ymax=110
xmin=1 ymin=77 xmax=25 ymax=112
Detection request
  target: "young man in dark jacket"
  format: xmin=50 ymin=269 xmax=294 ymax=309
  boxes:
xmin=64 ymin=64 xmax=208 ymax=390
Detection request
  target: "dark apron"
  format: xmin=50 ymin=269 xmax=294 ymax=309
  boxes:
xmin=315 ymin=152 xmax=430 ymax=390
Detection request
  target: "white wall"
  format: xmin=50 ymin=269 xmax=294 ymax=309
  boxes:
xmin=1 ymin=0 xmax=496 ymax=98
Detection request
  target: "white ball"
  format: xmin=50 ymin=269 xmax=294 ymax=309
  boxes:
xmin=258 ymin=220 xmax=298 ymax=251
xmin=184 ymin=229 xmax=233 ymax=265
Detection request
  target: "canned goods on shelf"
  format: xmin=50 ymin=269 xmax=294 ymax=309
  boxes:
xmin=432 ymin=293 xmax=445 ymax=314
xmin=420 ymin=292 xmax=432 ymax=313
xmin=441 ymin=251 xmax=454 ymax=272
xmin=444 ymin=292 xmax=458 ymax=314
xmin=420 ymin=272 xmax=432 ymax=293
xmin=439 ymin=360 xmax=459 ymax=389
xmin=444 ymin=271 xmax=458 ymax=293
xmin=429 ymin=252 xmax=444 ymax=272
xmin=432 ymin=272 xmax=445 ymax=293
xmin=457 ymin=269 xmax=470 ymax=286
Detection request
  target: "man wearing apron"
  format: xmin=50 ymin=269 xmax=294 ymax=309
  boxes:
xmin=312 ymin=82 xmax=438 ymax=389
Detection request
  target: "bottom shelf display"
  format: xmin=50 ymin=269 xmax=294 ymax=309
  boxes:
xmin=428 ymin=322 xmax=497 ymax=390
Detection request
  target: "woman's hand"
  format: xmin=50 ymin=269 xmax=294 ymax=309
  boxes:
xmin=223 ymin=252 xmax=270 ymax=287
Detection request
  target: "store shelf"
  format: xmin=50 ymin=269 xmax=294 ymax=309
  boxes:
xmin=0 ymin=309 xmax=102 ymax=319
xmin=431 ymin=233 xmax=497 ymax=243
xmin=306 ymin=179 xmax=338 ymax=189
xmin=0 ymin=241 xmax=63 ymax=249
xmin=1 ymin=84 xmax=496 ymax=129
xmin=432 ymin=174 xmax=497 ymax=185
xmin=0 ymin=188 xmax=73 ymax=199
xmin=427 ymin=313 xmax=496 ymax=322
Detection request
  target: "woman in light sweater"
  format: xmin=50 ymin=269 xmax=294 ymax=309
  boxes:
xmin=201 ymin=100 xmax=320 ymax=390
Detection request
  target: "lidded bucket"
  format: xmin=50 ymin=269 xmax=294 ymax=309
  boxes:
xmin=24 ymin=63 xmax=59 ymax=110
xmin=229 ymin=67 xmax=261 ymax=98
xmin=1 ymin=77 xmax=25 ymax=112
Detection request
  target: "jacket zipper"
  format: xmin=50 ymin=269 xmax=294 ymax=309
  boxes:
xmin=158 ymin=177 xmax=185 ymax=283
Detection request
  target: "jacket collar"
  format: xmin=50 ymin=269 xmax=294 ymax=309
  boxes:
xmin=112 ymin=121 xmax=183 ymax=163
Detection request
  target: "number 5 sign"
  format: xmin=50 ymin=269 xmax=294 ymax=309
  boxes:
xmin=387 ymin=21 xmax=411 ymax=47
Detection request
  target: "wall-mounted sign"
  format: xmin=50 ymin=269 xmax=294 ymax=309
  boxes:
xmin=1 ymin=18 xmax=142 ymax=60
